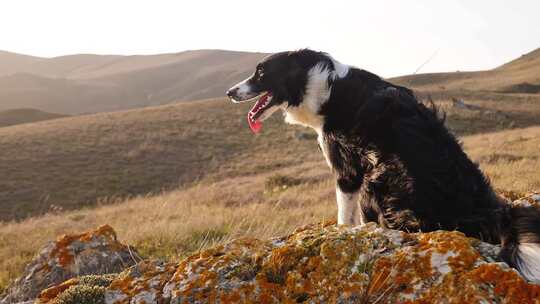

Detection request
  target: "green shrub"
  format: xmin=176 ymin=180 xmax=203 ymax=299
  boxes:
xmin=51 ymin=274 xmax=116 ymax=304
xmin=54 ymin=285 xmax=105 ymax=304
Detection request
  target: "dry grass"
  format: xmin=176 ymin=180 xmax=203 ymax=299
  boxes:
xmin=0 ymin=159 xmax=334 ymax=293
xmin=1 ymin=91 xmax=539 ymax=293
xmin=3 ymin=95 xmax=539 ymax=222
xmin=1 ymin=123 xmax=539 ymax=293
xmin=0 ymin=98 xmax=318 ymax=221
xmin=465 ymin=126 xmax=540 ymax=192
xmin=433 ymin=96 xmax=540 ymax=135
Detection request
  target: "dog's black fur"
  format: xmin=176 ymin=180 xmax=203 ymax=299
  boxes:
xmin=322 ymin=70 xmax=502 ymax=238
xmin=227 ymin=49 xmax=540 ymax=282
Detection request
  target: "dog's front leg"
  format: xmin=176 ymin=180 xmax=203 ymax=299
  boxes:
xmin=336 ymin=187 xmax=363 ymax=225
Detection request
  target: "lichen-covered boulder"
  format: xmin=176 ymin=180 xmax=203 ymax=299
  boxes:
xmin=158 ymin=222 xmax=540 ymax=303
xmin=38 ymin=221 xmax=540 ymax=304
xmin=1 ymin=225 xmax=138 ymax=304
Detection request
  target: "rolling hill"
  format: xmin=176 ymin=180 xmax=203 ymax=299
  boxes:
xmin=0 ymin=108 xmax=67 ymax=127
xmin=0 ymin=50 xmax=267 ymax=114
xmin=1 ymin=91 xmax=540 ymax=222
xmin=2 ymin=47 xmax=540 ymax=115
xmin=391 ymin=48 xmax=540 ymax=94
xmin=0 ymin=98 xmax=320 ymax=221
xmin=1 ymin=47 xmax=539 ymax=222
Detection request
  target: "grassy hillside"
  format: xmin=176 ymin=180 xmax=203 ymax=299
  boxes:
xmin=0 ymin=98 xmax=319 ymax=221
xmin=0 ymin=108 xmax=67 ymax=127
xmin=1 ymin=124 xmax=539 ymax=293
xmin=0 ymin=50 xmax=266 ymax=113
xmin=391 ymin=48 xmax=540 ymax=94
xmin=2 ymin=94 xmax=540 ymax=222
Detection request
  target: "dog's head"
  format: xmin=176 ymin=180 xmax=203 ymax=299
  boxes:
xmin=226 ymin=49 xmax=348 ymax=133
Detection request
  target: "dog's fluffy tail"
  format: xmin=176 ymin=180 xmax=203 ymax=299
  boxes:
xmin=499 ymin=204 xmax=540 ymax=283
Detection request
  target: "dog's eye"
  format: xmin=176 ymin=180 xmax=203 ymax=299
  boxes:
xmin=256 ymin=69 xmax=264 ymax=80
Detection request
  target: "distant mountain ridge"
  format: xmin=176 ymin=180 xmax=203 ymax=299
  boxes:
xmin=0 ymin=50 xmax=267 ymax=114
xmin=1 ymin=47 xmax=539 ymax=114
xmin=0 ymin=108 xmax=67 ymax=127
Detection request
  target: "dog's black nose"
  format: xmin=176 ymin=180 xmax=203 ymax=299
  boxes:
xmin=226 ymin=88 xmax=238 ymax=98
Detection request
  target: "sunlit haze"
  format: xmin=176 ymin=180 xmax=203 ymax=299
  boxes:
xmin=1 ymin=0 xmax=539 ymax=77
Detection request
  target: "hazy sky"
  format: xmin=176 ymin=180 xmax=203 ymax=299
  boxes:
xmin=1 ymin=0 xmax=539 ymax=77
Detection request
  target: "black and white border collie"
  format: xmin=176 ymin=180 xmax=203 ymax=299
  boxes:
xmin=226 ymin=49 xmax=540 ymax=282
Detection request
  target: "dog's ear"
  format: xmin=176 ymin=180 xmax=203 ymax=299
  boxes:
xmin=285 ymin=69 xmax=306 ymax=106
xmin=284 ymin=57 xmax=307 ymax=107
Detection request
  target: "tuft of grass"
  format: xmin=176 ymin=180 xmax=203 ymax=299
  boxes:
xmin=134 ymin=226 xmax=231 ymax=260
xmin=264 ymin=174 xmax=303 ymax=194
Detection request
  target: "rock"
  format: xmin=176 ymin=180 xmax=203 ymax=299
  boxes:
xmin=1 ymin=225 xmax=139 ymax=304
xmin=451 ymin=98 xmax=482 ymax=111
xmin=39 ymin=219 xmax=540 ymax=303
xmin=511 ymin=191 xmax=540 ymax=208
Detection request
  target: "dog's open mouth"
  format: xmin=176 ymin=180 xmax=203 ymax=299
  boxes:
xmin=247 ymin=92 xmax=276 ymax=133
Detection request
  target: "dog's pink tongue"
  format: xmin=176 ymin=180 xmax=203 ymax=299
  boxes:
xmin=248 ymin=117 xmax=262 ymax=133
xmin=247 ymin=93 xmax=271 ymax=134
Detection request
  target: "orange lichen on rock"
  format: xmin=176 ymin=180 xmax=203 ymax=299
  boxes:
xmin=366 ymin=231 xmax=489 ymax=303
xmin=31 ymin=215 xmax=540 ymax=304
xmin=1 ymin=225 xmax=137 ymax=304
xmin=469 ymin=264 xmax=540 ymax=303
xmin=49 ymin=234 xmax=78 ymax=267
xmin=106 ymin=260 xmax=177 ymax=303
xmin=37 ymin=278 xmax=80 ymax=302
xmin=159 ymin=223 xmax=404 ymax=303
xmin=158 ymin=222 xmax=539 ymax=303
xmin=49 ymin=224 xmax=122 ymax=267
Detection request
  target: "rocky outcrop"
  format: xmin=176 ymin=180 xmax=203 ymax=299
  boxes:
xmin=1 ymin=225 xmax=138 ymax=304
xmin=37 ymin=221 xmax=540 ymax=303
xmin=511 ymin=192 xmax=540 ymax=208
xmin=6 ymin=194 xmax=540 ymax=303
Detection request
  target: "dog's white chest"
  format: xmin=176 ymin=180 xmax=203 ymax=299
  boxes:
xmin=284 ymin=104 xmax=324 ymax=130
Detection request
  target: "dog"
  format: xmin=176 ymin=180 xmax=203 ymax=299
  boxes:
xmin=226 ymin=49 xmax=540 ymax=282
